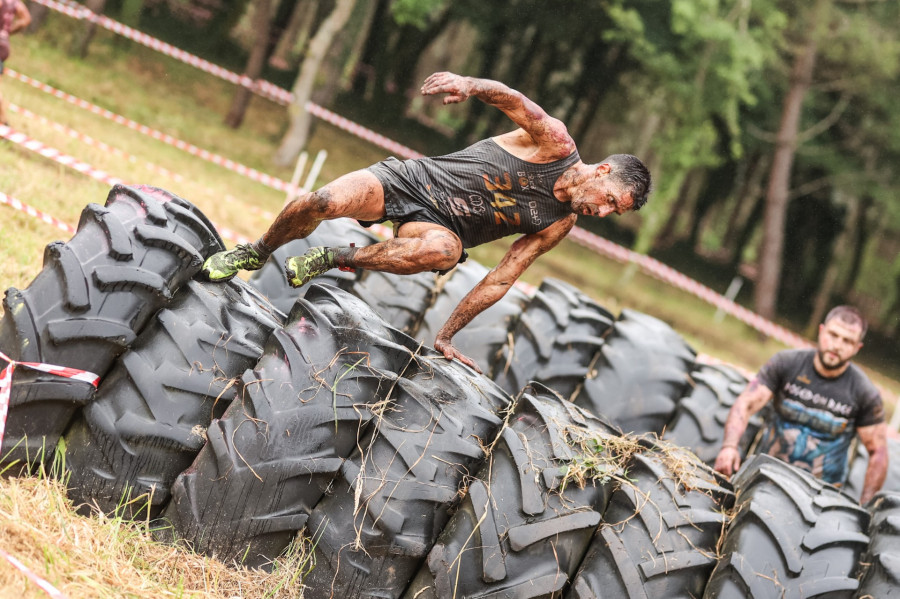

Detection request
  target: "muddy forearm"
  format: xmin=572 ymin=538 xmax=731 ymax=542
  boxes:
xmin=436 ymin=280 xmax=508 ymax=343
xmin=465 ymin=77 xmax=522 ymax=110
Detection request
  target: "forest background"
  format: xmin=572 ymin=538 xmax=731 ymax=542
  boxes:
xmin=18 ymin=0 xmax=900 ymax=382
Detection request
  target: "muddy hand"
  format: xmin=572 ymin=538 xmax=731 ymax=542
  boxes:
xmin=434 ymin=337 xmax=482 ymax=374
xmin=713 ymin=446 xmax=741 ymax=478
xmin=421 ymin=72 xmax=472 ymax=105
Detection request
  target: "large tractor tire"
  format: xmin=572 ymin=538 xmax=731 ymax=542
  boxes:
xmin=0 ymin=185 xmax=223 ymax=470
xmin=415 ymin=261 xmax=529 ymax=377
xmin=301 ymin=354 xmax=511 ymax=598
xmin=573 ymin=309 xmax=696 ymax=435
xmin=247 ymin=218 xmax=380 ymax=313
xmin=350 ymin=270 xmax=438 ymax=335
xmin=568 ymin=444 xmax=734 ymax=598
xmin=404 ymin=383 xmax=620 ymax=599
xmin=703 ymin=453 xmax=869 ymax=598
xmin=61 ymin=278 xmax=283 ymax=519
xmin=159 ymin=284 xmax=422 ymax=567
xmin=856 ymin=491 xmax=900 ymax=598
xmin=663 ymin=363 xmax=762 ymax=465
xmin=492 ymin=278 xmax=614 ymax=400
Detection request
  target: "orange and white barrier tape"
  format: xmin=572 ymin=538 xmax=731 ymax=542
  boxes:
xmin=0 ymin=548 xmax=69 ymax=599
xmin=0 ymin=350 xmax=100 ymax=451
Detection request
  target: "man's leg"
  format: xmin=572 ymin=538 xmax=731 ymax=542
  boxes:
xmin=285 ymin=221 xmax=463 ymax=288
xmin=201 ymin=170 xmax=385 ymax=281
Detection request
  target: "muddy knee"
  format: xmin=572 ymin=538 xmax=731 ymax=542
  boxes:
xmin=423 ymin=236 xmax=462 ymax=272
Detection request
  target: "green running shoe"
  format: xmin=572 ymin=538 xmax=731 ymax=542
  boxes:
xmin=284 ymin=247 xmax=337 ymax=288
xmin=201 ymin=243 xmax=266 ymax=282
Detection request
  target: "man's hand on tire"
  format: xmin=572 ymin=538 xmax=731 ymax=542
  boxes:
xmin=434 ymin=337 xmax=482 ymax=374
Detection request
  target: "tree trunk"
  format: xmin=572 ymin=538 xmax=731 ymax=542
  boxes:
xmin=805 ymin=193 xmax=858 ymax=336
xmin=274 ymin=0 xmax=356 ymax=167
xmin=838 ymin=195 xmax=872 ymax=297
xmin=269 ymin=0 xmax=318 ymax=70
xmin=26 ymin=4 xmax=50 ymax=32
xmin=225 ymin=0 xmax=276 ymax=129
xmin=753 ymin=29 xmax=819 ymax=320
xmin=71 ymin=0 xmax=107 ymax=58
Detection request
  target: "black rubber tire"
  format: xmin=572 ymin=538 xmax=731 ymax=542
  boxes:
xmin=158 ymin=284 xmax=421 ymax=567
xmin=663 ymin=363 xmax=762 ymax=465
xmin=350 ymin=269 xmax=438 ymax=334
xmin=403 ymin=383 xmax=620 ymax=599
xmin=856 ymin=491 xmax=900 ymax=599
xmin=703 ymin=453 xmax=870 ymax=599
xmin=573 ymin=309 xmax=696 ymax=435
xmin=0 ymin=185 xmax=223 ymax=470
xmin=246 ymin=218 xmax=380 ymax=314
xmin=567 ymin=444 xmax=735 ymax=599
xmin=415 ymin=261 xmax=529 ymax=377
xmin=61 ymin=278 xmax=284 ymax=519
xmin=843 ymin=437 xmax=900 ymax=502
xmin=301 ymin=353 xmax=512 ymax=598
xmin=492 ymin=278 xmax=614 ymax=400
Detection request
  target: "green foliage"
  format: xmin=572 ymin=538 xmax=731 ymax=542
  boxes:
xmin=390 ymin=0 xmax=447 ymax=29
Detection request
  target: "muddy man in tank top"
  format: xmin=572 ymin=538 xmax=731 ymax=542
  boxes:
xmin=201 ymin=71 xmax=652 ymax=373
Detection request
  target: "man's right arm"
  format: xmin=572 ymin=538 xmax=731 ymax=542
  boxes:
xmin=420 ymin=72 xmax=574 ymax=155
xmin=714 ymin=379 xmax=774 ymax=477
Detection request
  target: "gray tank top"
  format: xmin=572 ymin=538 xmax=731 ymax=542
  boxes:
xmin=396 ymin=138 xmax=580 ymax=248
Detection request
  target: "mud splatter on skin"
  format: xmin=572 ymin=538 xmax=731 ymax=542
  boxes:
xmin=260 ymin=171 xmax=385 ymax=249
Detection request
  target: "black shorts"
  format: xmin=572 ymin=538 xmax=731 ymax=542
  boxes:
xmin=363 ymin=158 xmax=468 ymax=269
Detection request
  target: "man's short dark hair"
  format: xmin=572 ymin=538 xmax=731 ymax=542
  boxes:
xmin=602 ymin=154 xmax=651 ymax=211
xmin=824 ymin=305 xmax=868 ymax=341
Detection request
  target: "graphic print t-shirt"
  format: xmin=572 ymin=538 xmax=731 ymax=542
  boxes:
xmin=400 ymin=138 xmax=580 ymax=248
xmin=755 ymin=349 xmax=883 ymax=484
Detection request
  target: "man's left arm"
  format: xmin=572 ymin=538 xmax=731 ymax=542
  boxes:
xmin=11 ymin=1 xmax=31 ymax=34
xmin=434 ymin=214 xmax=577 ymax=373
xmin=856 ymin=422 xmax=888 ymax=505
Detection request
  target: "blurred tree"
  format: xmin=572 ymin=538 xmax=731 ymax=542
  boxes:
xmin=225 ymin=0 xmax=277 ymax=128
xmin=274 ymin=0 xmax=356 ymax=165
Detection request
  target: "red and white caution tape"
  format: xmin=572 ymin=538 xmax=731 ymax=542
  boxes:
xmin=0 ymin=548 xmax=69 ymax=599
xmin=0 ymin=350 xmax=100 ymax=451
xmin=5 ymin=69 xmax=295 ymax=194
xmin=28 ymin=0 xmax=425 ymax=160
xmin=8 ymin=103 xmax=184 ymax=182
xmin=567 ymin=227 xmax=815 ymax=350
xmin=0 ymin=125 xmax=253 ymax=245
xmin=1 ymin=124 xmax=125 ymax=187
xmin=0 ymin=190 xmax=76 ymax=234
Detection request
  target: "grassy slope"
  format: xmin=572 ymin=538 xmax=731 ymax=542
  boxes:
xmin=0 ymin=15 xmax=897 ymax=597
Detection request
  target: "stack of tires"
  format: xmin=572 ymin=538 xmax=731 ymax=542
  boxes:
xmin=0 ymin=185 xmax=225 ymax=472
xmin=3 ymin=188 xmax=899 ymax=599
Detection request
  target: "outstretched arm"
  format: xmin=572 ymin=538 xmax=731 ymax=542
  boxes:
xmin=714 ymin=379 xmax=774 ymax=477
xmin=421 ymin=71 xmax=574 ymax=155
xmin=11 ymin=1 xmax=31 ymax=34
xmin=434 ymin=214 xmax=577 ymax=373
xmin=857 ymin=422 xmax=888 ymax=505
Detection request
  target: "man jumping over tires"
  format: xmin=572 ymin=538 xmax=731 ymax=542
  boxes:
xmin=714 ymin=305 xmax=888 ymax=504
xmin=201 ymin=71 xmax=651 ymax=372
